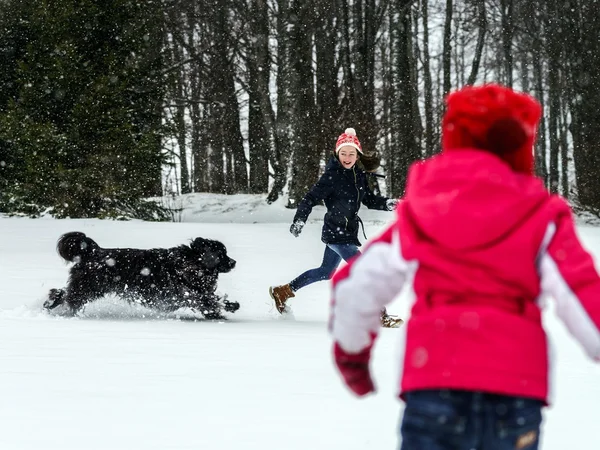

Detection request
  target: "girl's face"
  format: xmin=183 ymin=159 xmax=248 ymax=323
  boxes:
xmin=338 ymin=146 xmax=358 ymax=169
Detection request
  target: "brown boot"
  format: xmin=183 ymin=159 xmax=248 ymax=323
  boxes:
xmin=269 ymin=284 xmax=295 ymax=314
xmin=380 ymin=309 xmax=403 ymax=328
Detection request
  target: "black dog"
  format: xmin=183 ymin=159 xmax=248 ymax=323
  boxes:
xmin=44 ymin=232 xmax=239 ymax=320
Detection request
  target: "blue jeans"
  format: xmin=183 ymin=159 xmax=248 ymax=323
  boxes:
xmin=400 ymin=390 xmax=543 ymax=450
xmin=289 ymin=243 xmax=360 ymax=291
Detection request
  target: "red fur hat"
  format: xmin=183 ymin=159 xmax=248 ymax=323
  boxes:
xmin=442 ymin=84 xmax=542 ymax=174
xmin=335 ymin=128 xmax=363 ymax=155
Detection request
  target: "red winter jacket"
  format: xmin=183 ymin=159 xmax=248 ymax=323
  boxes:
xmin=330 ymin=149 xmax=600 ymax=404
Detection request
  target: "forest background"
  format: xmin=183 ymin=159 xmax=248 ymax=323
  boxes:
xmin=0 ymin=0 xmax=597 ymax=219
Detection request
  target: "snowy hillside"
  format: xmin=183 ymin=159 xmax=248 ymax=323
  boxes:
xmin=1 ymin=193 xmax=599 ymax=449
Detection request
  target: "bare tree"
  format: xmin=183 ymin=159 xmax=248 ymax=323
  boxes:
xmin=420 ymin=0 xmax=435 ymax=156
xmin=442 ymin=0 xmax=453 ymax=97
xmin=499 ymin=0 xmax=514 ymax=87
xmin=267 ymin=0 xmax=294 ymax=203
xmin=287 ymin=0 xmax=319 ymax=206
xmin=389 ymin=0 xmax=421 ymax=196
xmin=466 ymin=0 xmax=486 ymax=85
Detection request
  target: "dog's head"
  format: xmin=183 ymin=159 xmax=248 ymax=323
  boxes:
xmin=56 ymin=231 xmax=100 ymax=263
xmin=189 ymin=237 xmax=236 ymax=273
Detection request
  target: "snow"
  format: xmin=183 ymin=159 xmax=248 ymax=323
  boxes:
xmin=1 ymin=193 xmax=599 ymax=449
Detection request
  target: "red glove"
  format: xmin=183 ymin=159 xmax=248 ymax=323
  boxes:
xmin=333 ymin=342 xmax=375 ymax=396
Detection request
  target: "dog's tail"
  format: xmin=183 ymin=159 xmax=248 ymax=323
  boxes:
xmin=56 ymin=232 xmax=100 ymax=263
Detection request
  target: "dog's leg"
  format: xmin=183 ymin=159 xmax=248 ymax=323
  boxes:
xmin=191 ymin=293 xmax=228 ymax=321
xmin=58 ymin=279 xmax=99 ymax=315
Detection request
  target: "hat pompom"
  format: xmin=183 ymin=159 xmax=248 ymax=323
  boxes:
xmin=486 ymin=117 xmax=528 ymax=155
xmin=335 ymin=127 xmax=363 ymax=154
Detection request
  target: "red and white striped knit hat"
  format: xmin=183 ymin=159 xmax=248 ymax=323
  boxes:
xmin=335 ymin=128 xmax=363 ymax=155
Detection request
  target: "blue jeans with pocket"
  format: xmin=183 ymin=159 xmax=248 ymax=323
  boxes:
xmin=400 ymin=390 xmax=544 ymax=450
xmin=289 ymin=243 xmax=360 ymax=291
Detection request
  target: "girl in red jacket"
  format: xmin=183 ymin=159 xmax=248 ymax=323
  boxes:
xmin=329 ymin=84 xmax=600 ymax=450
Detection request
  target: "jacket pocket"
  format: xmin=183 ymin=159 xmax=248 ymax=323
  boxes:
xmin=326 ymin=211 xmax=346 ymax=230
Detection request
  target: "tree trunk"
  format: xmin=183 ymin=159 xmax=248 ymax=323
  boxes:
xmin=352 ymin=0 xmax=379 ymax=154
xmin=208 ymin=106 xmax=225 ymax=193
xmin=210 ymin=2 xmax=248 ymax=194
xmin=420 ymin=0 xmax=435 ymax=156
xmin=410 ymin=2 xmax=423 ymax=153
xmin=559 ymin=98 xmax=569 ymax=198
xmin=247 ymin=0 xmax=271 ymax=194
xmin=528 ymin=4 xmax=548 ymax=185
xmin=389 ymin=0 xmax=420 ymax=197
xmin=500 ymin=0 xmax=514 ymax=87
xmin=340 ymin=0 xmax=356 ymax=126
xmin=314 ymin=0 xmax=338 ymax=160
xmin=185 ymin=2 xmax=209 ymax=192
xmin=533 ymin=65 xmax=548 ymax=186
xmin=287 ymin=0 xmax=319 ymax=207
xmin=547 ymin=65 xmax=560 ymax=194
xmin=173 ymin=40 xmax=190 ymax=194
xmin=571 ymin=3 xmax=600 ymax=208
xmin=267 ymin=0 xmax=293 ymax=203
xmin=466 ymin=0 xmax=486 ymax=86
xmin=442 ymin=0 xmax=453 ymax=97
xmin=247 ymin=78 xmax=270 ymax=193
xmin=223 ymin=64 xmax=248 ymax=193
xmin=545 ymin=1 xmax=561 ymax=193
xmin=190 ymin=69 xmax=208 ymax=192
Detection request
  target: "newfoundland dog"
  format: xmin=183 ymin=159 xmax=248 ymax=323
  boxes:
xmin=44 ymin=232 xmax=239 ymax=320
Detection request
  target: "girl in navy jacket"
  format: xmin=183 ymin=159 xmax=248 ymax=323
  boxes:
xmin=269 ymin=128 xmax=401 ymax=327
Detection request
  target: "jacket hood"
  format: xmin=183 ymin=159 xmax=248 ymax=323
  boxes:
xmin=402 ymin=149 xmax=550 ymax=250
xmin=325 ymin=156 xmax=341 ymax=171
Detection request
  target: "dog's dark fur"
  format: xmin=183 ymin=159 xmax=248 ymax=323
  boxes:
xmin=44 ymin=232 xmax=239 ymax=320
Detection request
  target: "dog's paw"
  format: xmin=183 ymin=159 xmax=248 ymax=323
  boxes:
xmin=44 ymin=289 xmax=65 ymax=310
xmin=223 ymin=300 xmax=240 ymax=313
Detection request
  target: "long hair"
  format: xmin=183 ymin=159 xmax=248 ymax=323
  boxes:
xmin=358 ymin=152 xmax=381 ymax=173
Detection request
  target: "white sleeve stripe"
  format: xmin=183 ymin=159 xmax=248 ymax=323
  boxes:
xmin=534 ymin=222 xmax=557 ymax=310
xmin=539 ymin=225 xmax=600 ymax=359
xmin=331 ymin=227 xmax=416 ymax=353
xmin=536 ymin=222 xmax=556 ymax=267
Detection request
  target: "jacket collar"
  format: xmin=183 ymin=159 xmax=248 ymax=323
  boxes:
xmin=326 ymin=156 xmax=360 ymax=176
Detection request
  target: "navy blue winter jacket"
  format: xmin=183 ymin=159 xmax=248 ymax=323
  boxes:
xmin=292 ymin=156 xmax=390 ymax=246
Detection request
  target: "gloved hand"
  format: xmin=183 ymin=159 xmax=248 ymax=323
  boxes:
xmin=386 ymin=198 xmax=399 ymax=211
xmin=289 ymin=220 xmax=305 ymax=237
xmin=333 ymin=342 xmax=375 ymax=397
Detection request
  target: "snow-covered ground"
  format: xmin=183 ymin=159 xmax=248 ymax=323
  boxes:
xmin=1 ymin=193 xmax=599 ymax=449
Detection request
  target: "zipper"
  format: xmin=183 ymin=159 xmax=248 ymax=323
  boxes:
xmin=353 ymin=167 xmax=360 ymax=208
